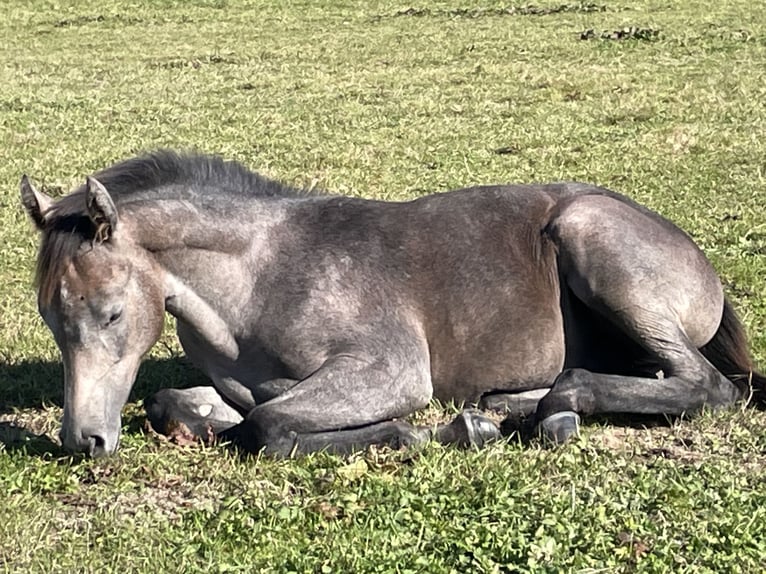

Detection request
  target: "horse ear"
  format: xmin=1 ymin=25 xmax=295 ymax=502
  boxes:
xmin=20 ymin=175 xmax=53 ymax=230
xmin=85 ymin=176 xmax=118 ymax=241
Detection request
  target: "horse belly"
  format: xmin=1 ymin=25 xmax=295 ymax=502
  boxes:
xmin=428 ymin=288 xmax=565 ymax=404
xmin=399 ymin=185 xmax=567 ymax=404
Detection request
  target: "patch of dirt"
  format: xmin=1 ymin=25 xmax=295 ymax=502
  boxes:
xmin=586 ymin=413 xmax=766 ymax=471
xmin=0 ymin=408 xmax=62 ymax=451
xmin=149 ymin=54 xmax=239 ymax=70
xmin=701 ymin=24 xmax=758 ymax=43
xmin=407 ymin=403 xmax=456 ymax=427
xmin=666 ymin=126 xmax=699 ymax=155
xmin=580 ymin=27 xmax=660 ymax=41
xmin=52 ymin=14 xmax=144 ymax=27
xmin=387 ymin=4 xmax=608 ymax=19
xmin=54 ymin=482 xmax=217 ymax=523
xmin=617 ymin=531 xmax=651 ymax=560
xmin=143 ymin=418 xmax=217 ymax=449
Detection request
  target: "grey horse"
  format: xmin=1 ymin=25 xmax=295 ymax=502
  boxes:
xmin=20 ymin=150 xmax=764 ymax=457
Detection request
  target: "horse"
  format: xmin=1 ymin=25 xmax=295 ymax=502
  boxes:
xmin=20 ymin=150 xmax=765 ymax=458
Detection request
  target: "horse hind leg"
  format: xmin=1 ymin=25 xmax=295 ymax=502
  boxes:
xmin=534 ymin=193 xmax=743 ymax=442
xmin=535 ymin=342 xmax=740 ymax=443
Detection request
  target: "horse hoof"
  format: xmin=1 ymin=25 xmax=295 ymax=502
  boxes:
xmin=450 ymin=409 xmax=501 ymax=448
xmin=401 ymin=427 xmax=432 ymax=449
xmin=145 ymin=387 xmax=243 ymax=441
xmin=538 ymin=411 xmax=580 ymax=444
xmin=499 ymin=413 xmax=536 ymax=442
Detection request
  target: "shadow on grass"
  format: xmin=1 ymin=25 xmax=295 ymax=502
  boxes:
xmin=0 ymin=422 xmax=60 ymax=456
xmin=0 ymin=355 xmax=213 ymax=456
xmin=0 ymin=355 xmax=210 ymax=413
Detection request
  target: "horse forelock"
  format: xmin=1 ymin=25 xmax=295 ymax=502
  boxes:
xmin=36 ymin=193 xmax=96 ymax=307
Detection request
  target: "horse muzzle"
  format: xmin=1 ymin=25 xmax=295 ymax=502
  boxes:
xmin=60 ymin=424 xmax=119 ymax=457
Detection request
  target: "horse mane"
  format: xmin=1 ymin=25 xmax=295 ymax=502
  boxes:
xmin=34 ymin=150 xmax=305 ymax=306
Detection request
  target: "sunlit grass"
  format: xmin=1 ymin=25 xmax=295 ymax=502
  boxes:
xmin=2 ymin=0 xmax=766 ymax=571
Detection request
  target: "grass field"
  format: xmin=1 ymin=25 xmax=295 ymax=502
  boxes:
xmin=2 ymin=0 xmax=766 ymax=571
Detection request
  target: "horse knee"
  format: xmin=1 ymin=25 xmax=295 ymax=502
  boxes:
xmin=372 ymin=363 xmax=432 ymax=414
xmin=145 ymin=386 xmax=244 ymax=439
xmin=234 ymin=410 xmax=298 ymax=457
xmin=408 ymin=380 xmax=432 ymax=411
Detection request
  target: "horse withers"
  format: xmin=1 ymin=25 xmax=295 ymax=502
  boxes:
xmin=20 ymin=151 xmax=765 ymax=457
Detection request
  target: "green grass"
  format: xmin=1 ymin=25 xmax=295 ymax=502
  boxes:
xmin=2 ymin=0 xmax=766 ymax=571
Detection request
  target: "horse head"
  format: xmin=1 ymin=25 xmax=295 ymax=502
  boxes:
xmin=21 ymin=175 xmax=165 ymax=456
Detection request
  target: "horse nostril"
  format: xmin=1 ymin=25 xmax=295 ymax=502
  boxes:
xmin=87 ymin=434 xmax=108 ymax=458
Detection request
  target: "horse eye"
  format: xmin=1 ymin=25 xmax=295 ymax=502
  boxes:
xmin=106 ymin=311 xmax=123 ymax=326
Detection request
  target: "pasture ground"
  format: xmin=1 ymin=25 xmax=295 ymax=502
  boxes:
xmin=1 ymin=0 xmax=766 ymax=571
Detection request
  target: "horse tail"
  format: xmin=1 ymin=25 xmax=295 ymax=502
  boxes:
xmin=700 ymin=297 xmax=766 ymax=407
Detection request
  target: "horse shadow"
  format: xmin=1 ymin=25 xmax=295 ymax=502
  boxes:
xmin=1 ymin=356 xmax=677 ymax=456
xmin=0 ymin=355 xmax=210 ymax=456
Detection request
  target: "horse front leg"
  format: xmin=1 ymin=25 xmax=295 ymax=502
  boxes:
xmin=227 ymin=350 xmax=504 ymax=457
xmin=271 ymin=408 xmax=503 ymax=456
xmin=145 ymin=386 xmax=245 ymax=441
xmin=231 ymin=352 xmax=434 ymax=457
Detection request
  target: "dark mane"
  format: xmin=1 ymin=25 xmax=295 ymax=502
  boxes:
xmin=35 ymin=150 xmax=304 ymax=305
xmin=88 ymin=149 xmax=303 ymax=203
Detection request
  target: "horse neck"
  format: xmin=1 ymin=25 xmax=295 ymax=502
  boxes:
xmin=122 ymin=197 xmax=281 ymax=353
xmin=122 ymin=197 xmax=258 ymax=255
